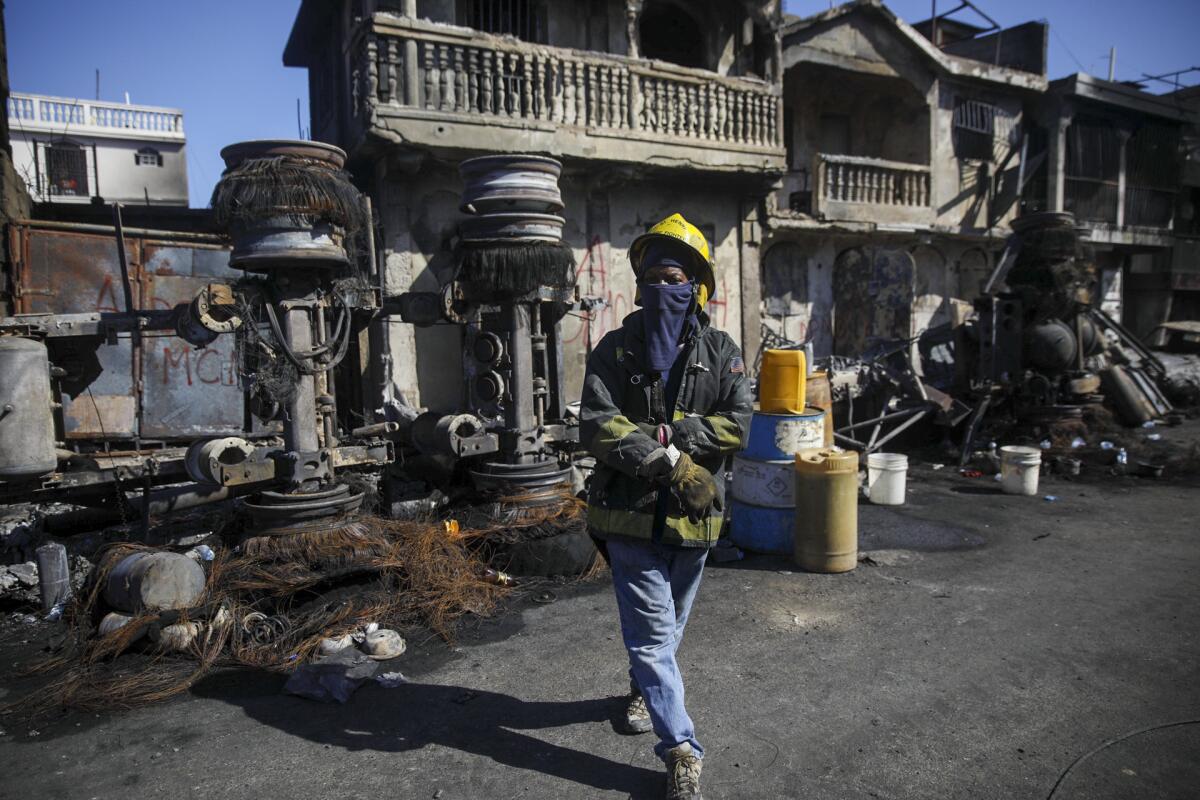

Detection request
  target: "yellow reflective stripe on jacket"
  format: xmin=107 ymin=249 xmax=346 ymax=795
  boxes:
xmin=705 ymin=415 xmax=745 ymax=451
xmin=589 ymin=415 xmax=641 ymax=462
xmin=586 ymin=504 xmax=720 ymax=546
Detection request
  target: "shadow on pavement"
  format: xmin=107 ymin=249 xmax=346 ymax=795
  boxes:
xmin=191 ymin=669 xmax=663 ymax=798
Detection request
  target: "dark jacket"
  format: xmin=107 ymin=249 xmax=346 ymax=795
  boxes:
xmin=580 ymin=309 xmax=752 ymax=548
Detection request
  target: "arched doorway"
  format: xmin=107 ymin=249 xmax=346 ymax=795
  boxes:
xmin=832 ymin=246 xmax=915 ymax=357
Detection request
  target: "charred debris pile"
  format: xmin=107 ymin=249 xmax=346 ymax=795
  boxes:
xmin=0 ymin=145 xmax=595 ymax=716
xmin=795 ymin=212 xmax=1198 ymax=479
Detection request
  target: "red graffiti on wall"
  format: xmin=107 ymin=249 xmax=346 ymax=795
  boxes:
xmin=160 ymin=342 xmax=235 ymax=387
xmin=95 ymin=275 xmax=122 ymax=313
xmin=564 ymin=237 xmax=734 ymax=348
xmin=564 ymin=235 xmax=628 ymax=348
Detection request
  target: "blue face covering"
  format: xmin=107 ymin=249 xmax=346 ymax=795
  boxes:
xmin=639 ymin=281 xmax=695 ymax=374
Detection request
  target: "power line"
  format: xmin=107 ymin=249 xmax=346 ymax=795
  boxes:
xmin=1048 ymin=22 xmax=1087 ymax=74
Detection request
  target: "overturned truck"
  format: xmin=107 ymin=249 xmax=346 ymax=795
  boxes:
xmin=0 ymin=144 xmax=594 ymax=711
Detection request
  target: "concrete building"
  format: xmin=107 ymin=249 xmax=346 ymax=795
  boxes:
xmin=284 ymin=0 xmax=787 ymax=410
xmin=1159 ymin=84 xmax=1200 ymax=338
xmin=1023 ymin=74 xmax=1194 ymax=338
xmin=762 ymin=0 xmax=1198 ymax=369
xmin=5 ymin=92 xmax=187 ymax=207
xmin=762 ymin=0 xmax=1047 ymax=364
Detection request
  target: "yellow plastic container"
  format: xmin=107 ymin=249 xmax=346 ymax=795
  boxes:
xmin=760 ymin=349 xmax=807 ymax=414
xmin=794 ymin=448 xmax=859 ymax=573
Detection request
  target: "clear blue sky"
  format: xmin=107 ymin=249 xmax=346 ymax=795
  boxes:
xmin=7 ymin=1 xmax=1198 ymax=208
xmin=784 ymin=0 xmax=1200 ymax=87
xmin=6 ymin=0 xmax=307 ymax=208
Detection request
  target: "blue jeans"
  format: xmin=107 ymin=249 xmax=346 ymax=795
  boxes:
xmin=607 ymin=537 xmax=708 ymax=761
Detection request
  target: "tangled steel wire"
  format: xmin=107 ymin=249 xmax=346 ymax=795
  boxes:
xmin=3 ymin=498 xmax=590 ymax=719
xmin=209 ymin=155 xmax=366 ymax=236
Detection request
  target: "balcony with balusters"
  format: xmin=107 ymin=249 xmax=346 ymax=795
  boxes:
xmin=341 ymin=15 xmax=786 ymax=174
xmin=6 ymin=93 xmax=185 ymax=141
xmin=812 ymin=154 xmax=934 ymax=227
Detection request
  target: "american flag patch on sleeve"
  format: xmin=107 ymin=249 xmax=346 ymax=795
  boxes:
xmin=730 ymin=357 xmax=744 ymax=374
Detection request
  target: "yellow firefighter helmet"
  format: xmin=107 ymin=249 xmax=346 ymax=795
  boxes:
xmin=629 ymin=213 xmax=716 ymax=308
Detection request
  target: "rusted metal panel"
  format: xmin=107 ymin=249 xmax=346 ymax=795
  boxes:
xmin=143 ymin=242 xmax=239 ymax=281
xmin=139 ymin=241 xmax=244 ymax=439
xmin=61 ymin=333 xmax=137 ymax=439
xmin=63 ymin=392 xmax=138 ymax=441
xmin=8 ymin=225 xmax=241 ymax=441
xmin=140 ymin=334 xmax=243 ymax=438
xmin=16 ymin=229 xmax=142 ymax=314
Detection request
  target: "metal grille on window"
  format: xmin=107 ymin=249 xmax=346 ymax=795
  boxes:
xmin=465 ymin=0 xmax=545 ymax=44
xmin=45 ymin=142 xmax=88 ymax=196
xmin=1124 ymin=123 xmax=1178 ymax=228
xmin=953 ymin=98 xmax=1002 ymax=161
xmin=1065 ymin=119 xmax=1121 ymax=224
xmin=135 ymin=147 xmax=162 ymax=167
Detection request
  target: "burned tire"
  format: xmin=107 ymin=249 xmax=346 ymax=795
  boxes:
xmin=491 ymin=528 xmax=598 ymax=578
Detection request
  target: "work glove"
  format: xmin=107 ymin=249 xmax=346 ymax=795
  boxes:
xmin=637 ymin=444 xmax=680 ymax=482
xmin=667 ymin=452 xmax=719 ymax=525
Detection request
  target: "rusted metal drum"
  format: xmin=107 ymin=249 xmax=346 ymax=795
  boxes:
xmin=459 ymin=155 xmax=564 ymax=214
xmin=0 ymin=337 xmax=57 ymax=479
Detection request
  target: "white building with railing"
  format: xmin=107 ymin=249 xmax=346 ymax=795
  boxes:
xmin=5 ymin=92 xmax=188 ymax=206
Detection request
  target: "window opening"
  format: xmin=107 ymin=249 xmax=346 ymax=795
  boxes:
xmin=1064 ymin=118 xmax=1120 ymax=224
xmin=463 ymin=0 xmax=546 ymax=44
xmin=639 ymin=1 xmax=706 ymax=70
xmin=135 ymin=147 xmax=163 ymax=167
xmin=1124 ymin=122 xmax=1178 ymax=228
xmin=953 ymin=98 xmax=999 ymax=160
xmin=45 ymin=141 xmax=88 ymax=197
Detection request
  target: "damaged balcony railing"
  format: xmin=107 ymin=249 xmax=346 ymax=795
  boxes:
xmin=812 ymin=153 xmax=932 ymax=225
xmin=350 ymin=19 xmax=781 ymax=152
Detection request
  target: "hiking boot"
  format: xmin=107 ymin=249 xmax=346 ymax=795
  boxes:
xmin=665 ymin=742 xmax=703 ymax=800
xmin=622 ymin=691 xmax=653 ymax=734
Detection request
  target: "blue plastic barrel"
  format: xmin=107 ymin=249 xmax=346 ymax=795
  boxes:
xmin=729 ymin=409 xmax=826 ymax=555
xmin=729 ymin=500 xmax=794 ymax=555
xmin=742 ymin=408 xmax=826 ymax=460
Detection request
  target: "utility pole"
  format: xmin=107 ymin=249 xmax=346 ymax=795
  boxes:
xmin=1107 ymin=47 xmax=1116 ymax=81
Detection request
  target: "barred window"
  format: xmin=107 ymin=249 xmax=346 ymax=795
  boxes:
xmin=953 ymin=99 xmax=995 ymax=160
xmin=46 ymin=142 xmax=88 ymax=196
xmin=463 ymin=0 xmax=546 ymax=44
xmin=135 ymin=147 xmax=162 ymax=167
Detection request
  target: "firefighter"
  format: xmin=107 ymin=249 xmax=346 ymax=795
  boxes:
xmin=579 ymin=213 xmax=752 ymax=800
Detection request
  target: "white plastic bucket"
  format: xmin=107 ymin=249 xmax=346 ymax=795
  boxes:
xmin=867 ymin=453 xmax=908 ymax=505
xmin=1000 ymin=446 xmax=1042 ymax=496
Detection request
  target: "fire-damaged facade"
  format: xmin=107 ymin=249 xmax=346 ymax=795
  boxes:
xmin=761 ymin=1 xmax=1048 ymax=364
xmin=280 ymin=0 xmax=1198 ymax=397
xmin=283 ymin=0 xmax=788 ymax=411
xmin=1020 ymin=74 xmax=1193 ymax=342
